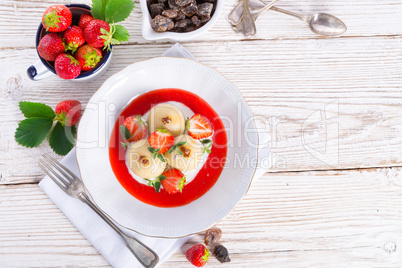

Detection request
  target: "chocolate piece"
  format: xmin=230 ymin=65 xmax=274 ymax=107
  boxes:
xmin=205 ymin=227 xmax=222 ymax=246
xmin=175 ymin=0 xmax=192 ymax=7
xmin=197 ymin=2 xmax=213 ymax=17
xmin=175 ymin=19 xmax=188 ymax=28
xmin=168 ymin=0 xmax=179 ymax=10
xmin=200 ymin=15 xmax=211 ymax=23
xmin=182 ymin=3 xmax=197 ymax=17
xmin=149 ymin=3 xmax=165 ymax=18
xmin=151 ymin=15 xmax=174 ymax=32
xmin=175 ymin=10 xmax=186 ymax=20
xmin=191 ymin=15 xmax=201 ymax=27
xmin=162 ymin=9 xmax=178 ymax=19
xmin=214 ymin=245 xmax=231 ymax=263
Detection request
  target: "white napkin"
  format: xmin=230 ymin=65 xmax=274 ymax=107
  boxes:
xmin=39 ymin=43 xmax=271 ymax=268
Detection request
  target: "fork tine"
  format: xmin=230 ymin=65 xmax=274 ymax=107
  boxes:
xmin=43 ymin=154 xmax=80 ymax=182
xmin=43 ymin=154 xmax=75 ymax=184
xmin=39 ymin=160 xmax=68 ymax=192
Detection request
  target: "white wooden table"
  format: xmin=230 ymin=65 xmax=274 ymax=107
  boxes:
xmin=1 ymin=0 xmax=402 ymax=267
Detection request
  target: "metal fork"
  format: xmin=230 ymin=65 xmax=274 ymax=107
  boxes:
xmin=39 ymin=154 xmax=159 ymax=268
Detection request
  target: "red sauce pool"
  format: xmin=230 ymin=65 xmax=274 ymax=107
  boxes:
xmin=109 ymin=88 xmax=227 ymax=207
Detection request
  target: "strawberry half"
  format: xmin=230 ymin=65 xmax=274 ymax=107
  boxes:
xmin=187 ymin=114 xmax=213 ymax=140
xmin=78 ymin=13 xmax=94 ymax=30
xmin=123 ymin=116 xmax=147 ymax=142
xmin=148 ymin=127 xmax=175 ymax=154
xmin=42 ymin=5 xmax=72 ymax=32
xmin=63 ymin=26 xmax=85 ymax=53
xmin=74 ymin=44 xmax=103 ymax=71
xmin=186 ymin=244 xmax=209 ymax=267
xmin=160 ymin=169 xmax=186 ymax=194
xmin=55 ymin=100 xmax=81 ymax=126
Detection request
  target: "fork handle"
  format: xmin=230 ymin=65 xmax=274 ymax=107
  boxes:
xmin=78 ymin=193 xmax=159 ymax=268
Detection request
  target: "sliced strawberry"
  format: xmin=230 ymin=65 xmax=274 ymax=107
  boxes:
xmin=160 ymin=169 xmax=186 ymax=194
xmin=123 ymin=116 xmax=147 ymax=142
xmin=188 ymin=114 xmax=213 ymax=140
xmin=148 ymin=127 xmax=175 ymax=154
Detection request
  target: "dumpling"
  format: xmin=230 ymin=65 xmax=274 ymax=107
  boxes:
xmin=147 ymin=103 xmax=186 ymax=136
xmin=127 ymin=139 xmax=167 ymax=178
xmin=164 ymin=134 xmax=203 ymax=172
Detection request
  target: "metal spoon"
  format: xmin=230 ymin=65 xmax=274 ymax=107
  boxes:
xmin=267 ymin=6 xmax=347 ymax=36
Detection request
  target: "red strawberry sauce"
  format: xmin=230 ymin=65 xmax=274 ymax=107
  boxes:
xmin=109 ymin=88 xmax=227 ymax=207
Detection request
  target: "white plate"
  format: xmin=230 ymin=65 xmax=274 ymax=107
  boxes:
xmin=76 ymin=57 xmax=258 ymax=238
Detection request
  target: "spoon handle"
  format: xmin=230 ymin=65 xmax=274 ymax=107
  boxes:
xmin=270 ymin=6 xmax=309 ymax=24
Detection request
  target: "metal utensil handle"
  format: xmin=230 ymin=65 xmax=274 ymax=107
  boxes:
xmin=78 ymin=192 xmax=159 ymax=268
xmin=270 ymin=6 xmax=309 ymax=24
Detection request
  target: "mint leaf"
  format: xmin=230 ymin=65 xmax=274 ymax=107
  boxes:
xmin=91 ymin=0 xmax=109 ymax=21
xmin=176 ymin=141 xmax=187 ymax=146
xmin=105 ymin=0 xmax=135 ymax=24
xmin=119 ymin=125 xmax=131 ymax=140
xmin=113 ymin=25 xmax=130 ymax=42
xmin=19 ymin=101 xmax=55 ymax=119
xmin=154 ymin=181 xmax=161 ymax=193
xmin=49 ymin=122 xmax=76 ymax=156
xmin=158 ymin=174 xmax=166 ymax=181
xmin=201 ymin=139 xmax=211 ymax=144
xmin=157 ymin=153 xmax=165 ymax=162
xmin=15 ymin=118 xmax=53 ymax=148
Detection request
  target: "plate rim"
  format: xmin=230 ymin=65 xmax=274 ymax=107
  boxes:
xmin=75 ymin=56 xmax=260 ymax=238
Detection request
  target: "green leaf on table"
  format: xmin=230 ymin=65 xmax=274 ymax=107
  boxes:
xmin=105 ymin=0 xmax=135 ymax=24
xmin=113 ymin=24 xmax=130 ymax=42
xmin=15 ymin=118 xmax=53 ymax=148
xmin=19 ymin=101 xmax=55 ymax=119
xmin=91 ymin=0 xmax=109 ymax=21
xmin=119 ymin=125 xmax=131 ymax=140
xmin=49 ymin=122 xmax=76 ymax=156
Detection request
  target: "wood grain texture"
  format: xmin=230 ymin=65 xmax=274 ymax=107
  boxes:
xmin=0 ymin=0 xmax=402 ymax=49
xmin=1 ymin=37 xmax=402 ymax=183
xmin=1 ymin=169 xmax=401 ymax=267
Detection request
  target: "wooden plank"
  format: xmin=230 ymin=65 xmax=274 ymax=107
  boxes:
xmin=1 ymin=37 xmax=402 ymax=184
xmin=1 ymin=169 xmax=402 ymax=267
xmin=0 ymin=0 xmax=402 ymax=48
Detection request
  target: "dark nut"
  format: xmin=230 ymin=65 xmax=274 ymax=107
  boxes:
xmin=151 ymin=15 xmax=174 ymax=32
xmin=200 ymin=15 xmax=211 ymax=24
xmin=214 ymin=245 xmax=231 ymax=263
xmin=175 ymin=10 xmax=186 ymax=20
xmin=205 ymin=227 xmax=222 ymax=246
xmin=149 ymin=3 xmax=165 ymax=18
xmin=197 ymin=2 xmax=213 ymax=17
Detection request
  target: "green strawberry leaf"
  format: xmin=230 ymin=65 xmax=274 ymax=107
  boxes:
xmin=120 ymin=125 xmax=131 ymax=140
xmin=91 ymin=0 xmax=109 ymax=21
xmin=49 ymin=122 xmax=76 ymax=156
xmin=19 ymin=101 xmax=55 ymax=119
xmin=157 ymin=153 xmax=165 ymax=162
xmin=154 ymin=181 xmax=161 ymax=193
xmin=113 ymin=24 xmax=130 ymax=42
xmin=105 ymin=0 xmax=135 ymax=24
xmin=15 ymin=118 xmax=53 ymax=148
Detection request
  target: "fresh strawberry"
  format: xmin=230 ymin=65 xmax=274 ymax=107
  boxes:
xmin=84 ymin=19 xmax=111 ymax=48
xmin=55 ymin=100 xmax=82 ymax=126
xmin=54 ymin=53 xmax=81 ymax=80
xmin=186 ymin=244 xmax=209 ymax=267
xmin=148 ymin=127 xmax=175 ymax=154
xmin=37 ymin=33 xmax=65 ymax=61
xmin=42 ymin=5 xmax=72 ymax=32
xmin=78 ymin=13 xmax=94 ymax=30
xmin=74 ymin=44 xmax=103 ymax=71
xmin=63 ymin=26 xmax=85 ymax=53
xmin=188 ymin=114 xmax=213 ymax=140
xmin=123 ymin=116 xmax=147 ymax=142
xmin=160 ymin=169 xmax=186 ymax=194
